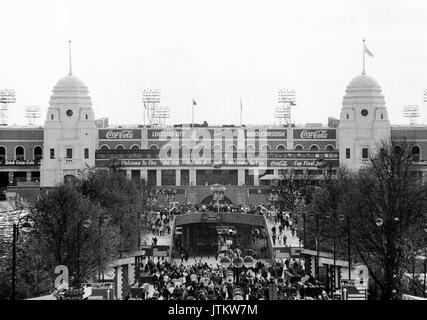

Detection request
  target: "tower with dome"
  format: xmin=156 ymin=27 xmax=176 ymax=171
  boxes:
xmin=337 ymin=72 xmax=391 ymax=170
xmin=40 ymin=41 xmax=98 ymax=187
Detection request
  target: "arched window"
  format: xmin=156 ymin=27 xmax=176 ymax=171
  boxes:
xmin=412 ymin=145 xmax=421 ymax=162
xmin=33 ymin=146 xmax=43 ymax=160
xmin=115 ymin=145 xmax=125 ymax=150
xmin=325 ymin=145 xmax=334 ymax=151
xmin=294 ymin=144 xmax=304 ymax=151
xmin=212 ymin=144 xmax=222 ymax=151
xmin=131 ymin=145 xmax=140 ymax=150
xmin=246 ymin=144 xmax=256 ymax=157
xmin=15 ymin=146 xmax=25 ymax=160
xmin=0 ymin=146 xmax=6 ymax=161
xmin=179 ymin=145 xmax=189 ymax=157
xmin=260 ymin=144 xmax=271 ymax=152
xmin=100 ymin=145 xmax=109 ymax=150
xmin=310 ymin=145 xmax=319 ymax=151
xmin=393 ymin=145 xmax=403 ymax=158
xmin=245 ymin=144 xmax=255 ymax=151
xmin=226 ymin=144 xmax=237 ymax=160
xmin=149 ymin=144 xmax=159 ymax=151
xmin=276 ymin=144 xmax=286 ymax=151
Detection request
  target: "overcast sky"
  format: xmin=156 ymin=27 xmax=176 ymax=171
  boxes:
xmin=1 ymin=0 xmax=427 ymax=127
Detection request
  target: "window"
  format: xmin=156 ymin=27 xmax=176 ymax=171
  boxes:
xmin=50 ymin=148 xmax=55 ymax=159
xmin=362 ymin=148 xmax=369 ymax=159
xmin=50 ymin=114 xmax=54 ymax=120
xmin=66 ymin=148 xmax=73 ymax=159
xmin=394 ymin=145 xmax=403 ymax=157
xmin=66 ymin=109 xmax=73 ymax=117
xmin=361 ymin=109 xmax=368 ymax=116
xmin=131 ymin=145 xmax=140 ymax=150
xmin=294 ymin=145 xmax=304 ymax=151
xmin=346 ymin=148 xmax=350 ymax=159
xmin=84 ymin=148 xmax=89 ymax=159
xmin=85 ymin=114 xmax=88 ymax=120
xmin=412 ymin=146 xmax=421 ymax=162
xmin=346 ymin=114 xmax=349 ymax=120
xmin=381 ymin=114 xmax=384 ymax=120
xmin=115 ymin=145 xmax=125 ymax=150
xmin=276 ymin=144 xmax=286 ymax=151
xmin=149 ymin=145 xmax=159 ymax=151
xmin=34 ymin=146 xmax=42 ymax=160
xmin=100 ymin=145 xmax=109 ymax=150
xmin=15 ymin=146 xmax=24 ymax=160
xmin=310 ymin=145 xmax=319 ymax=151
xmin=325 ymin=145 xmax=334 ymax=151
xmin=0 ymin=146 xmax=6 ymax=161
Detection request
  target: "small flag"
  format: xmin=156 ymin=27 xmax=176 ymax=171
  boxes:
xmin=240 ymin=98 xmax=243 ymax=111
xmin=193 ymin=99 xmax=197 ymax=106
xmin=364 ymin=42 xmax=374 ymax=57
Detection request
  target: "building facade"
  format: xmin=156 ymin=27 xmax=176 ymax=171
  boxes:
xmin=1 ymin=67 xmax=425 ymax=204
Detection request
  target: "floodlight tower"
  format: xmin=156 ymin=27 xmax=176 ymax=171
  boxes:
xmin=152 ymin=105 xmax=170 ymax=125
xmin=25 ymin=106 xmax=41 ymax=125
xmin=0 ymin=89 xmax=17 ymax=126
xmin=142 ymin=88 xmax=161 ymax=126
xmin=403 ymin=105 xmax=420 ymax=125
xmin=275 ymin=89 xmax=296 ymax=126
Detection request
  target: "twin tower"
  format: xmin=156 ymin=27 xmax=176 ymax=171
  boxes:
xmin=40 ymin=67 xmax=391 ymax=187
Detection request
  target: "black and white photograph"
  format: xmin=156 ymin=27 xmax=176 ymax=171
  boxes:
xmin=1 ymin=0 xmax=427 ymax=310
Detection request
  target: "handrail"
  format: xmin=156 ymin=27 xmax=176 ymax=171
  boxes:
xmin=168 ymin=214 xmax=176 ymax=261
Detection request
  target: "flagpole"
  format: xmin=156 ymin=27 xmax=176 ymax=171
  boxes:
xmin=192 ymin=99 xmax=194 ymax=127
xmin=240 ymin=98 xmax=243 ymax=126
xmin=362 ymin=39 xmax=366 ymax=75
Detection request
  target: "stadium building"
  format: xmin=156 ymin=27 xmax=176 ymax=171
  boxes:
xmin=0 ymin=59 xmax=426 ymax=204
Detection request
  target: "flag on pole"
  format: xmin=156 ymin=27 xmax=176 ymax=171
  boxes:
xmin=193 ymin=99 xmax=197 ymax=106
xmin=240 ymin=98 xmax=243 ymax=125
xmin=364 ymin=42 xmax=374 ymax=57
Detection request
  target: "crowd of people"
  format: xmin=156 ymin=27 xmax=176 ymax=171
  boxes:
xmin=127 ymin=257 xmax=329 ymax=300
xmin=137 ymin=198 xmax=313 ymax=300
xmin=145 ymin=201 xmax=277 ymax=243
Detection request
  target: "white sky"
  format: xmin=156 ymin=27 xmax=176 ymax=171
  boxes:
xmin=1 ymin=0 xmax=427 ymax=127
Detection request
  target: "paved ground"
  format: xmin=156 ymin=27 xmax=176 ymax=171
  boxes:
xmin=265 ymin=219 xmax=301 ymax=248
xmin=141 ymin=232 xmax=172 ymax=246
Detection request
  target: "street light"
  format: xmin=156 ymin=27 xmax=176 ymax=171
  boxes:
xmin=11 ymin=215 xmax=34 ymax=300
xmin=76 ymin=219 xmax=91 ymax=289
xmin=339 ymin=213 xmax=352 ymax=280
xmin=423 ymin=226 xmax=427 ymax=298
xmin=325 ymin=211 xmax=337 ymax=298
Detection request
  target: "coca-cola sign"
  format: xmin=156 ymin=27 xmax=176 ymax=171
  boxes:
xmin=294 ymin=129 xmax=336 ymax=140
xmin=0 ymin=160 xmax=40 ymax=166
xmin=99 ymin=129 xmax=141 ymax=140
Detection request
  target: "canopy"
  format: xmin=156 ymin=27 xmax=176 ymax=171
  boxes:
xmin=259 ymin=174 xmax=285 ymax=181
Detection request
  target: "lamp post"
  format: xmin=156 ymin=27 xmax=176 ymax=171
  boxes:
xmin=11 ymin=215 xmax=34 ymax=300
xmin=324 ymin=211 xmax=337 ymax=298
xmin=423 ymin=226 xmax=427 ymax=298
xmin=339 ymin=213 xmax=352 ymax=280
xmin=76 ymin=219 xmax=91 ymax=289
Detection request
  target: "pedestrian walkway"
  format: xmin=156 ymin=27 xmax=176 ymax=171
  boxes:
xmin=266 ymin=220 xmax=301 ymax=248
xmin=140 ymin=232 xmax=172 ymax=247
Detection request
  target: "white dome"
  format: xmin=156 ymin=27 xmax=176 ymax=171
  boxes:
xmin=49 ymin=74 xmax=92 ymax=107
xmin=342 ymin=73 xmax=385 ymax=107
